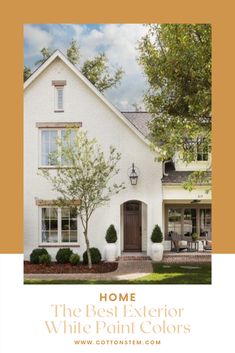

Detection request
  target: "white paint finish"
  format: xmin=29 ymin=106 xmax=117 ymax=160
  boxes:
xmin=173 ymin=152 xmax=212 ymax=171
xmin=162 ymin=185 xmax=211 ymax=201
xmin=24 ymin=57 xmax=162 ymax=259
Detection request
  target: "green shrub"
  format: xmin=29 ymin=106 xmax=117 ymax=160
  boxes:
xmin=69 ymin=253 xmax=80 ymax=266
xmin=192 ymin=233 xmax=199 ymax=241
xmin=30 ymin=248 xmax=49 ymax=264
xmin=39 ymin=253 xmax=51 ymax=265
xmin=105 ymin=224 xmax=117 ymax=243
xmin=83 ymin=247 xmax=101 ymax=264
xmin=151 ymin=225 xmax=163 ymax=243
xmin=56 ymin=248 xmax=73 ymax=264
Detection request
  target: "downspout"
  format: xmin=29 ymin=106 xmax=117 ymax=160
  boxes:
xmin=162 ymin=160 xmax=171 ymax=177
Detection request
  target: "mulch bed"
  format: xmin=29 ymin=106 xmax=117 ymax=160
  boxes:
xmin=24 ymin=261 xmax=118 ymax=274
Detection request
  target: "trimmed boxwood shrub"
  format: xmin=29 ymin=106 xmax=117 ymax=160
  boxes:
xmin=105 ymin=224 xmax=117 ymax=243
xmin=30 ymin=248 xmax=49 ymax=264
xmin=151 ymin=225 xmax=163 ymax=243
xmin=70 ymin=253 xmax=80 ymax=266
xmin=39 ymin=253 xmax=51 ymax=265
xmin=83 ymin=247 xmax=101 ymax=264
xmin=56 ymin=248 xmax=73 ymax=264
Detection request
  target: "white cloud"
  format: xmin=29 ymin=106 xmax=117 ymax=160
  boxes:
xmin=24 ymin=24 xmax=150 ymax=109
xmin=24 ymin=25 xmax=53 ymax=58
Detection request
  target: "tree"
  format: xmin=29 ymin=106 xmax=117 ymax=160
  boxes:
xmin=30 ymin=42 xmax=124 ymax=93
xmin=138 ymin=24 xmax=211 ymax=188
xmin=35 ymin=47 xmax=53 ymax=66
xmin=81 ymin=53 xmax=124 ymax=92
xmin=67 ymin=39 xmax=80 ymax=65
xmin=40 ymin=129 xmax=125 ymax=269
xmin=24 ymin=66 xmax=31 ymax=81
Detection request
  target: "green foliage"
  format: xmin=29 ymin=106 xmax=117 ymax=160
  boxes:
xmin=138 ymin=24 xmax=211 ymax=187
xmin=29 ymin=44 xmax=124 ymax=93
xmin=192 ymin=233 xmax=199 ymax=241
xmin=105 ymin=224 xmax=117 ymax=243
xmin=24 ymin=66 xmax=31 ymax=81
xmin=182 ymin=171 xmax=211 ymax=192
xmin=40 ymin=129 xmax=125 ymax=269
xmin=151 ymin=225 xmax=163 ymax=243
xmin=35 ymin=47 xmax=53 ymax=66
xmin=56 ymin=248 xmax=73 ymax=264
xmin=69 ymin=253 xmax=80 ymax=265
xmin=81 ymin=53 xmax=124 ymax=92
xmin=67 ymin=39 xmax=80 ymax=65
xmin=30 ymin=248 xmax=49 ymax=264
xmin=83 ymin=248 xmax=101 ymax=264
xmin=39 ymin=253 xmax=51 ymax=265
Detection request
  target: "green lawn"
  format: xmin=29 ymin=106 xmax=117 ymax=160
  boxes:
xmin=24 ymin=263 xmax=211 ymax=285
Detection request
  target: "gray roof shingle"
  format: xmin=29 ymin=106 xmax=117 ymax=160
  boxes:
xmin=121 ymin=112 xmax=153 ymax=138
xmin=162 ymin=170 xmax=211 ymax=184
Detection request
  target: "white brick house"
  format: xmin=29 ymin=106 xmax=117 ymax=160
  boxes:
xmin=24 ymin=50 xmax=211 ymax=260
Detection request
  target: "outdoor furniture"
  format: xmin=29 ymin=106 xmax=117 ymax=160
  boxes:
xmin=203 ymin=240 xmax=212 ymax=251
xmin=170 ymin=232 xmax=188 ymax=252
xmin=187 ymin=240 xmax=199 ymax=252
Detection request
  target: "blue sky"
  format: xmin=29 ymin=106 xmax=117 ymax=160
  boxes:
xmin=24 ymin=24 xmax=149 ymax=110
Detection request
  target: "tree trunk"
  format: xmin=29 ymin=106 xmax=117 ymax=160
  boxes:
xmin=83 ymin=223 xmax=92 ymax=269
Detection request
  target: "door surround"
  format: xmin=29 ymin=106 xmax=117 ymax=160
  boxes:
xmin=123 ymin=200 xmax=142 ymax=252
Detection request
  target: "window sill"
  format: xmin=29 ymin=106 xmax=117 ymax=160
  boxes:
xmin=39 ymin=244 xmax=80 ymax=248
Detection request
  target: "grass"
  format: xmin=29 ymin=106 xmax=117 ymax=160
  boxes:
xmin=24 ymin=263 xmax=211 ymax=285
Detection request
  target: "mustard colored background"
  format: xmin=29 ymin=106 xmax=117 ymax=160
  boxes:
xmin=0 ymin=0 xmax=234 ymax=253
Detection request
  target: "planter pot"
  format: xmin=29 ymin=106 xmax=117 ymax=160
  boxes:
xmin=151 ymin=243 xmax=164 ymax=262
xmin=105 ymin=243 xmax=117 ymax=262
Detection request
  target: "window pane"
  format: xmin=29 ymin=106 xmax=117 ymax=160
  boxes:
xmin=61 ymin=231 xmax=69 ymax=242
xmin=70 ymin=231 xmax=77 ymax=242
xmin=183 ymin=209 xmax=197 ymax=236
xmin=70 ymin=220 xmax=77 ymax=230
xmin=49 ymin=231 xmax=58 ymax=243
xmin=41 ymin=130 xmax=58 ymax=166
xmin=200 ymin=208 xmax=212 ymax=238
xmin=41 ymin=207 xmax=58 ymax=243
xmin=50 ymin=219 xmax=57 ymax=230
xmin=168 ymin=208 xmax=182 ymax=235
xmin=61 ymin=208 xmax=69 ymax=218
xmin=57 ymin=87 xmax=63 ymax=110
xmin=62 ymin=219 xmax=69 ymax=230
xmin=50 ymin=208 xmax=58 ymax=218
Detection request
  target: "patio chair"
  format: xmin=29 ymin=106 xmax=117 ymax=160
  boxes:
xmin=203 ymin=240 xmax=212 ymax=251
xmin=170 ymin=231 xmax=188 ymax=253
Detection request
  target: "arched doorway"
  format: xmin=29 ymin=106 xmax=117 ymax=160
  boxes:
xmin=123 ymin=200 xmax=142 ymax=251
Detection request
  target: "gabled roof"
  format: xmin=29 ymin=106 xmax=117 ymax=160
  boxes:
xmin=121 ymin=112 xmax=152 ymax=138
xmin=24 ymin=50 xmax=149 ymax=146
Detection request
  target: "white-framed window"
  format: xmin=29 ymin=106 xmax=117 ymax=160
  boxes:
xmin=183 ymin=138 xmax=209 ymax=162
xmin=196 ymin=140 xmax=209 ymax=161
xmin=41 ymin=207 xmax=78 ymax=244
xmin=54 ymin=86 xmax=64 ymax=111
xmin=41 ymin=130 xmax=57 ymax=166
xmin=40 ymin=128 xmax=76 ymax=167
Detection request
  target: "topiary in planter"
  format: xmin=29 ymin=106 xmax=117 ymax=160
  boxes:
xmin=56 ymin=248 xmax=73 ymax=264
xmin=151 ymin=225 xmax=163 ymax=243
xmin=105 ymin=224 xmax=117 ymax=243
xmin=69 ymin=253 xmax=80 ymax=266
xmin=30 ymin=248 xmax=49 ymax=264
xmin=192 ymin=233 xmax=199 ymax=241
xmin=39 ymin=253 xmax=51 ymax=265
xmin=83 ymin=247 xmax=101 ymax=264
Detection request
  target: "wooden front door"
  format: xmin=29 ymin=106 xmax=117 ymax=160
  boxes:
xmin=124 ymin=201 xmax=142 ymax=251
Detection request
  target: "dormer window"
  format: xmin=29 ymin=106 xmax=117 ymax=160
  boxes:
xmin=52 ymin=80 xmax=66 ymax=112
xmin=196 ymin=138 xmax=209 ymax=161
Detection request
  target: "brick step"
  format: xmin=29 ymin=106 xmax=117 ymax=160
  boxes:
xmin=119 ymin=256 xmax=152 ymax=261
